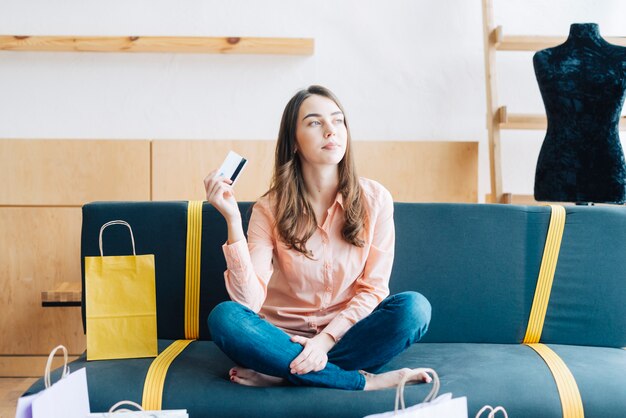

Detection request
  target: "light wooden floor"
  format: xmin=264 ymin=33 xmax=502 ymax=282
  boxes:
xmin=0 ymin=378 xmax=37 ymax=418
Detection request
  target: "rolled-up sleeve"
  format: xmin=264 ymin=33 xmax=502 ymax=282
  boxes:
xmin=222 ymin=202 xmax=275 ymax=312
xmin=323 ymin=188 xmax=394 ymax=340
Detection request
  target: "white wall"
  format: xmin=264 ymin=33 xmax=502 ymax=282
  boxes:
xmin=1 ymin=0 xmax=625 ymax=201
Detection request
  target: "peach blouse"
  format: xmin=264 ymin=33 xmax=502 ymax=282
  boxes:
xmin=222 ymin=177 xmax=394 ymax=341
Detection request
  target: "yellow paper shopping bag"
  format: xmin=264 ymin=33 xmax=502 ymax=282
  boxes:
xmin=85 ymin=220 xmax=158 ymax=361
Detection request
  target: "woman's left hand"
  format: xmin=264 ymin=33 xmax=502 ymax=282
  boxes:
xmin=289 ymin=333 xmax=336 ymax=375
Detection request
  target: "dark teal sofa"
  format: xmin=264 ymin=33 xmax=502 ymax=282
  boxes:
xmin=26 ymin=202 xmax=626 ymax=417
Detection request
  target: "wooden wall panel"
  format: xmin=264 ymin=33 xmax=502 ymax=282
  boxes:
xmin=0 ymin=208 xmax=85 ymax=356
xmin=353 ymin=141 xmax=478 ymax=202
xmin=0 ymin=356 xmax=79 ymax=378
xmin=0 ymin=139 xmax=151 ymax=205
xmin=153 ymin=140 xmax=478 ymax=203
xmin=152 ymin=140 xmax=275 ymax=201
xmin=1 ymin=138 xmax=477 ymax=377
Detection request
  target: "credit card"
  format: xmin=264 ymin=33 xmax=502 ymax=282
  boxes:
xmin=217 ymin=151 xmax=248 ymax=185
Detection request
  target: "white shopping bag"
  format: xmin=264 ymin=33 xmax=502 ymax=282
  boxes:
xmin=15 ymin=345 xmax=90 ymax=418
xmin=87 ymin=400 xmax=188 ymax=418
xmin=364 ymin=368 xmax=467 ymax=418
xmin=363 ymin=368 xmax=508 ymax=418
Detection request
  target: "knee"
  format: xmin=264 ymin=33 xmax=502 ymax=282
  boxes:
xmin=208 ymin=301 xmax=249 ymax=340
xmin=394 ymin=291 xmax=432 ymax=338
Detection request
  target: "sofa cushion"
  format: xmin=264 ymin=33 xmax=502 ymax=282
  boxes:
xmin=25 ymin=341 xmax=626 ymax=417
xmin=392 ymin=203 xmax=626 ymax=347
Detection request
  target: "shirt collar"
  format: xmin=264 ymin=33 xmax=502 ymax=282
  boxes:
xmin=301 ymin=191 xmax=344 ymax=215
xmin=335 ymin=192 xmax=344 ymax=209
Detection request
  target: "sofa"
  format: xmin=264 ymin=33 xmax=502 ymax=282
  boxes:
xmin=26 ymin=201 xmax=626 ymax=417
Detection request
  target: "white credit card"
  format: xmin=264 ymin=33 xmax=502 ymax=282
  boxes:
xmin=217 ymin=151 xmax=248 ymax=185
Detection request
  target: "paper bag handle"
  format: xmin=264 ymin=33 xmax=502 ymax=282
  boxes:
xmin=44 ymin=345 xmax=69 ymax=388
xmin=394 ymin=367 xmax=439 ymax=412
xmin=108 ymin=400 xmax=144 ymax=413
xmin=476 ymin=405 xmax=509 ymax=418
xmin=99 ymin=220 xmax=137 ymax=257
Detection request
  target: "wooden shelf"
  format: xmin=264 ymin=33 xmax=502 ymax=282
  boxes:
xmin=489 ymin=193 xmax=625 ymax=206
xmin=41 ymin=281 xmax=81 ymax=307
xmin=500 ymin=113 xmax=547 ymax=130
xmin=494 ymin=26 xmax=626 ymax=51
xmin=0 ymin=35 xmax=314 ymax=55
xmin=485 ymin=193 xmax=541 ymax=204
xmin=497 ymin=106 xmax=626 ymax=130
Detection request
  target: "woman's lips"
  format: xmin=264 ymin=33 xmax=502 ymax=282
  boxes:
xmin=322 ymin=142 xmax=340 ymax=150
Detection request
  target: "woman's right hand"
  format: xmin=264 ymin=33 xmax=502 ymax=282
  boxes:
xmin=204 ymin=170 xmax=241 ymax=222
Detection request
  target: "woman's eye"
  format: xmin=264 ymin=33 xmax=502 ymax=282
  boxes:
xmin=334 ymin=119 xmax=344 ymax=124
xmin=309 ymin=120 xmax=321 ymax=126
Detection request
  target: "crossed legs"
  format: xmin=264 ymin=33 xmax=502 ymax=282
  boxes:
xmin=208 ymin=291 xmax=431 ymax=390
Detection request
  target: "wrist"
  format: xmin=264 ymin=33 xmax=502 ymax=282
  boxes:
xmin=318 ymin=332 xmax=336 ymax=352
xmin=226 ymin=211 xmax=242 ymax=224
xmin=226 ymin=215 xmax=245 ymax=245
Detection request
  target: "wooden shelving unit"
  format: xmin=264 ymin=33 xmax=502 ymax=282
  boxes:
xmin=482 ymin=0 xmax=626 ymax=203
xmin=0 ymin=35 xmax=314 ymax=55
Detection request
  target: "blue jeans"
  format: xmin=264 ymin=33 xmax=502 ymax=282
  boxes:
xmin=208 ymin=291 xmax=431 ymax=390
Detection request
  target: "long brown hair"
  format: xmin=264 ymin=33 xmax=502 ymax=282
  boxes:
xmin=265 ymin=85 xmax=367 ymax=257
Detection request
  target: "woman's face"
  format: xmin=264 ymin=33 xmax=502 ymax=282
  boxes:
xmin=295 ymin=94 xmax=348 ymax=168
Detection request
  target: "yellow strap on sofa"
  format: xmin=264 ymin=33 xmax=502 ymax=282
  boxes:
xmin=526 ymin=343 xmax=584 ymax=418
xmin=185 ymin=200 xmax=203 ymax=340
xmin=523 ymin=204 xmax=566 ymax=344
xmin=142 ymin=201 xmax=203 ymax=409
xmin=522 ymin=205 xmax=584 ymax=417
xmin=142 ymin=339 xmax=195 ymax=410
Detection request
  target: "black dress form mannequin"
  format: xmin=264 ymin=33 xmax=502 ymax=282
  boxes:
xmin=534 ymin=23 xmax=626 ymax=204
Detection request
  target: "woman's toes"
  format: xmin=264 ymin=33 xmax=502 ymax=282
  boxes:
xmin=230 ymin=375 xmax=243 ymax=385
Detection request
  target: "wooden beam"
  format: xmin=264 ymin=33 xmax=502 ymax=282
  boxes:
xmin=500 ymin=114 xmax=626 ymax=130
xmin=501 ymin=113 xmax=547 ymax=130
xmin=0 ymin=35 xmax=314 ymax=55
xmin=481 ymin=0 xmax=504 ymax=204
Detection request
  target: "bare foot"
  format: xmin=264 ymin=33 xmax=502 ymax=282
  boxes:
xmin=363 ymin=368 xmax=432 ymax=391
xmin=228 ymin=367 xmax=286 ymax=387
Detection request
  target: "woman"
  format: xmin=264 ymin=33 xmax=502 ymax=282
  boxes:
xmin=204 ymin=85 xmax=431 ymax=390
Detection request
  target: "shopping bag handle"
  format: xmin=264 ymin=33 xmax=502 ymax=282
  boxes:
xmin=108 ymin=400 xmax=144 ymax=412
xmin=394 ymin=367 xmax=439 ymax=412
xmin=44 ymin=345 xmax=69 ymax=388
xmin=99 ymin=220 xmax=136 ymax=257
xmin=476 ymin=405 xmax=508 ymax=418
